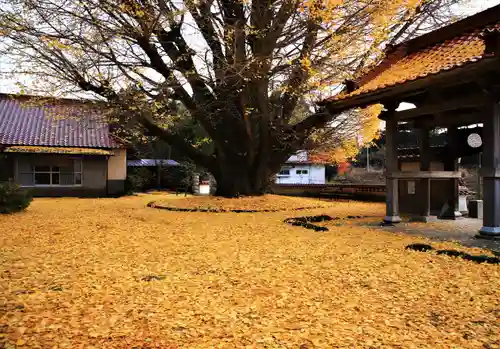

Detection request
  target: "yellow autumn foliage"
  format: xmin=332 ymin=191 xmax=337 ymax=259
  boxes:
xmin=153 ymin=194 xmax=335 ymax=211
xmin=309 ymin=104 xmax=383 ymax=164
xmin=0 ymin=194 xmax=498 ymax=348
xmin=358 ymin=104 xmax=384 ymax=146
xmin=0 ymin=0 xmax=434 ymax=187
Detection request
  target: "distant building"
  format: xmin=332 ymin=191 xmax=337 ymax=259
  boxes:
xmin=275 ymin=151 xmax=326 ymax=185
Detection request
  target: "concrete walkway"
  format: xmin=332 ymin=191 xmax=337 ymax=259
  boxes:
xmin=366 ymin=218 xmax=500 ymax=252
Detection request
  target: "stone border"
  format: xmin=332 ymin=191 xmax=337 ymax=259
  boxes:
xmin=405 ymin=243 xmax=500 ymax=264
xmin=284 ymin=214 xmax=371 ymax=232
xmin=147 ymin=201 xmax=327 ymax=213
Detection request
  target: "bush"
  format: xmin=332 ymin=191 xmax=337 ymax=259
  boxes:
xmin=125 ymin=167 xmax=154 ymax=193
xmin=0 ymin=181 xmax=32 ymax=214
xmin=161 ymin=162 xmax=196 ymax=191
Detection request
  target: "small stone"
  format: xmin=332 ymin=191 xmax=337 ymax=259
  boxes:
xmin=141 ymin=274 xmax=166 ymax=282
xmin=13 ymin=289 xmax=35 ymax=295
xmin=299 ymin=340 xmax=314 ymax=349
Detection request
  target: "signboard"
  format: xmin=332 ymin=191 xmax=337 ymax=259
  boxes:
xmin=408 ymin=181 xmax=416 ymax=195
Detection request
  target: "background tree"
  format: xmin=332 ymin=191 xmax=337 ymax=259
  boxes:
xmin=113 ymin=100 xmax=213 ymax=161
xmin=0 ymin=0 xmax=464 ymax=196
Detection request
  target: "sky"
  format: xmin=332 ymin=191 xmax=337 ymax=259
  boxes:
xmin=0 ymin=0 xmax=499 ymax=95
xmin=453 ymin=0 xmax=500 ymax=15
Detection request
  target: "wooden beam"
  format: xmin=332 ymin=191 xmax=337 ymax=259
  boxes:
xmin=387 ymin=171 xmax=462 ymax=179
xmin=402 ymin=93 xmax=428 ymax=106
xmin=433 ymin=111 xmax=484 ymax=127
xmin=482 ymin=30 xmax=500 ymax=57
xmin=480 ymin=169 xmax=500 ymax=178
xmin=436 ymin=111 xmax=484 ymax=125
xmin=394 ymin=94 xmax=487 ymax=121
xmin=412 ymin=111 xmax=484 ymax=128
xmin=378 ymin=101 xmax=401 ymax=120
xmin=412 ymin=116 xmax=434 ymax=128
xmin=408 ymin=86 xmax=485 ymax=127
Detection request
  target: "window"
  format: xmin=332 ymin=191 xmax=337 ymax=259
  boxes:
xmin=278 ymin=168 xmax=291 ymax=176
xmin=18 ymin=158 xmax=83 ymax=187
xmin=296 ymin=169 xmax=309 ymax=175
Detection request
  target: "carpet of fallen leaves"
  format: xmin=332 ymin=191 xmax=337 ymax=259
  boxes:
xmin=0 ymin=194 xmax=499 ymax=349
xmin=152 ymin=194 xmax=335 ymax=211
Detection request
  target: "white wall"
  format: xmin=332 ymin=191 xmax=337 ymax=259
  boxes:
xmin=107 ymin=148 xmax=127 ymax=180
xmin=275 ymin=164 xmax=326 ymax=184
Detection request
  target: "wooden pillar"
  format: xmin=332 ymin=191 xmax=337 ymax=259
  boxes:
xmin=440 ymin=127 xmax=462 ymax=219
xmin=156 ymin=163 xmax=161 ymax=188
xmin=417 ymin=126 xmax=435 ymax=221
xmin=383 ymin=111 xmax=401 ymax=224
xmin=479 ymin=97 xmax=500 ymax=237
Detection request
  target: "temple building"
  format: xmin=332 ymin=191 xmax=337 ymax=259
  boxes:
xmin=320 ymin=4 xmax=500 ymax=238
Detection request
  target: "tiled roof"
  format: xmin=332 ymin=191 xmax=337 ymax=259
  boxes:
xmin=324 ymin=5 xmax=500 ymax=103
xmin=0 ymin=95 xmax=120 ymax=148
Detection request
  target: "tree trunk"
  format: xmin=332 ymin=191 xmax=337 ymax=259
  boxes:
xmin=213 ymin=163 xmax=271 ymax=197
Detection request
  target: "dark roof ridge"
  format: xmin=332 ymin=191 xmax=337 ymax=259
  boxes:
xmin=0 ymin=92 xmax=104 ymax=106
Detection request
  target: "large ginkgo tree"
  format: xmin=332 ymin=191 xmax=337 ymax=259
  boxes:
xmin=0 ymin=0 xmax=461 ymax=196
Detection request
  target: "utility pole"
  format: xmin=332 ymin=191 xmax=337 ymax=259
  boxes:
xmin=366 ymin=146 xmax=370 ymax=172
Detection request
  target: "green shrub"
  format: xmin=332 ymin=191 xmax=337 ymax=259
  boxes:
xmin=0 ymin=181 xmax=32 ymax=214
xmin=126 ymin=167 xmax=154 ymax=193
xmin=161 ymin=162 xmax=195 ymax=191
